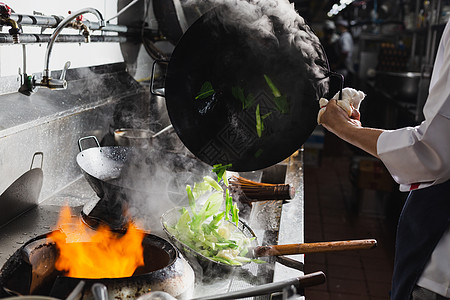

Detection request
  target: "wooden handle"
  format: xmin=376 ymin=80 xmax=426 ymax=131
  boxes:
xmin=297 ymin=271 xmax=326 ymax=288
xmin=253 ymin=239 xmax=377 ymax=257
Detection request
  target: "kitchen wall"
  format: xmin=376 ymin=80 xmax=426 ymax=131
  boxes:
xmin=0 ymin=1 xmax=154 ymax=227
xmin=0 ymin=0 xmax=127 ymax=77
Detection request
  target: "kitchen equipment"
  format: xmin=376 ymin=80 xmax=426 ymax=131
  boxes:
xmin=65 ymin=281 xmax=85 ymax=300
xmin=0 ymin=231 xmax=194 ymax=300
xmin=77 ymin=136 xmax=209 ymax=201
xmin=191 ymin=272 xmax=325 ymax=300
xmin=375 ymin=71 xmax=421 ymax=103
xmin=152 ymin=0 xmax=188 ymax=45
xmin=161 ymin=207 xmax=376 ymax=277
xmin=91 ymin=283 xmax=108 ymax=300
xmin=113 ymin=125 xmax=177 ymax=148
xmin=228 ymin=175 xmax=295 ymax=202
xmin=152 ymin=5 xmax=338 ymax=171
xmin=0 ymin=152 xmax=44 ymax=226
xmin=138 ymin=271 xmax=326 ymax=300
xmin=0 ymin=297 xmax=60 ymax=300
xmin=114 ymin=128 xmax=155 ymax=148
xmin=77 ymin=135 xmax=211 ymax=230
xmin=137 ymin=291 xmax=177 ymax=300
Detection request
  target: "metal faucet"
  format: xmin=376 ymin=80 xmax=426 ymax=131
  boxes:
xmin=40 ymin=8 xmax=105 ymax=90
xmin=0 ymin=2 xmax=21 ymax=44
xmin=19 ymin=8 xmax=105 ymax=95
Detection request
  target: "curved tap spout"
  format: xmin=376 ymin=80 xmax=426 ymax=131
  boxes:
xmin=42 ymin=8 xmax=105 ymax=81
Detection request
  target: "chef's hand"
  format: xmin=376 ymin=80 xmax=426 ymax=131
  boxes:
xmin=317 ymin=87 xmax=365 ymax=125
xmin=318 ymin=99 xmax=383 ymax=158
xmin=319 ymin=99 xmax=362 ymax=136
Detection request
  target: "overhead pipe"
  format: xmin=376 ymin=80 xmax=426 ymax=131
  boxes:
xmin=9 ymin=13 xmax=139 ymax=34
xmin=0 ymin=33 xmax=131 ymax=44
xmin=43 ymin=8 xmax=105 ymax=80
xmin=19 ymin=8 xmax=107 ymax=95
xmin=0 ymin=2 xmax=21 ymax=43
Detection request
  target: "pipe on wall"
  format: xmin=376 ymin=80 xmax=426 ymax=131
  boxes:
xmin=9 ymin=13 xmax=139 ymax=34
xmin=0 ymin=33 xmax=133 ymax=44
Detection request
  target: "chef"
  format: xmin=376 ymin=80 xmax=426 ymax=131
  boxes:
xmin=318 ymin=20 xmax=450 ymax=300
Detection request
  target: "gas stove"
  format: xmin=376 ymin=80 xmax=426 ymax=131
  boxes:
xmin=0 ymin=151 xmax=306 ymax=299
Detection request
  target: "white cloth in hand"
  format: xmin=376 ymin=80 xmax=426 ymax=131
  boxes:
xmin=317 ymin=88 xmax=366 ymax=124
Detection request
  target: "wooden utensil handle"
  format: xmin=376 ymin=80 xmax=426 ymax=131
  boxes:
xmin=253 ymin=239 xmax=377 ymax=257
xmin=297 ymin=271 xmax=326 ymax=288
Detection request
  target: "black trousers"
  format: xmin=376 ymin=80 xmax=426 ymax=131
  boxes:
xmin=412 ymin=286 xmax=450 ymax=300
xmin=391 ymin=179 xmax=450 ymax=300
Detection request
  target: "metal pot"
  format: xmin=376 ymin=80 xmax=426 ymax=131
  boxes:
xmin=0 ymin=232 xmax=195 ymax=300
xmin=113 ymin=126 xmax=185 ymax=153
xmin=375 ymin=71 xmax=421 ymax=103
xmin=114 ymin=129 xmax=155 ymax=148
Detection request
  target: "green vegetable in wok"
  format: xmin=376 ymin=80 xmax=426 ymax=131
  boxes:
xmin=195 ymin=81 xmax=215 ymax=100
xmin=255 ymin=104 xmax=272 ymax=138
xmin=232 ymin=86 xmax=255 ymax=110
xmin=212 ymin=163 xmax=232 ymax=183
xmin=264 ymin=74 xmax=289 ymax=114
xmin=166 ymin=169 xmax=261 ymax=266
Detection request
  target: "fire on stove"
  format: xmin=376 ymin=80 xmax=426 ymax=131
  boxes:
xmin=47 ymin=206 xmax=146 ymax=279
xmin=0 ymin=207 xmax=195 ymax=300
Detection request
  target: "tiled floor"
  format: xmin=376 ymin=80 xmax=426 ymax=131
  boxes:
xmin=303 ymin=132 xmax=399 ymax=300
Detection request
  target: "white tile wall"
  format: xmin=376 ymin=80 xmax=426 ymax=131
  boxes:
xmin=1 ymin=0 xmax=125 ymax=77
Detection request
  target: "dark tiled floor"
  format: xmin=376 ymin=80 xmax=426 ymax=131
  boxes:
xmin=303 ymin=132 xmax=400 ymax=300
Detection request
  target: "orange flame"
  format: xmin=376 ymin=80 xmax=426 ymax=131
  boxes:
xmin=47 ymin=206 xmax=145 ymax=279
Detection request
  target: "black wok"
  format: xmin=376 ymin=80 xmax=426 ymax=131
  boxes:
xmin=152 ymin=5 xmax=341 ymax=171
xmin=0 ymin=152 xmax=43 ymax=226
xmin=0 ymin=231 xmax=194 ymax=299
xmin=161 ymin=207 xmax=376 ymax=281
xmin=76 ymin=136 xmax=211 ymax=207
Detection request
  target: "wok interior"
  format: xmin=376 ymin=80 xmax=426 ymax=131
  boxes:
xmin=1 ymin=233 xmax=176 ymax=297
xmin=161 ymin=207 xmax=258 ymax=269
xmin=165 ymin=8 xmax=329 ymax=171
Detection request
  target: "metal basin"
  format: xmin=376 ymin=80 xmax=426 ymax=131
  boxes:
xmin=375 ymin=71 xmax=421 ymax=103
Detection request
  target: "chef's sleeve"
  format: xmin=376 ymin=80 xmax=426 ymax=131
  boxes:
xmin=376 ymin=27 xmax=450 ymax=189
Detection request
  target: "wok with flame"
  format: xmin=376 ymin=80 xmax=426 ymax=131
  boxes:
xmin=0 ymin=207 xmax=194 ymax=300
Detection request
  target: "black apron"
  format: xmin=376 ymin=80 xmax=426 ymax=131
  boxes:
xmin=391 ymin=179 xmax=450 ymax=300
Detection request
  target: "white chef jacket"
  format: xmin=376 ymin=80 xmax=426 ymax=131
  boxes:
xmin=377 ymin=20 xmax=450 ymax=192
xmin=377 ymin=20 xmax=450 ymax=298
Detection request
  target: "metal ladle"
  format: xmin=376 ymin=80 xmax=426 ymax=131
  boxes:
xmin=136 ymin=271 xmax=325 ymax=300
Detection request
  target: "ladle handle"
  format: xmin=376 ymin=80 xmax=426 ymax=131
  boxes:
xmin=151 ymin=124 xmax=174 ymax=139
xmin=191 ymin=271 xmax=326 ymax=300
xmin=253 ymin=239 xmax=377 ymax=257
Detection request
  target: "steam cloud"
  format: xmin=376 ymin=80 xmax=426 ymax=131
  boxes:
xmin=182 ymin=0 xmax=329 ymax=84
